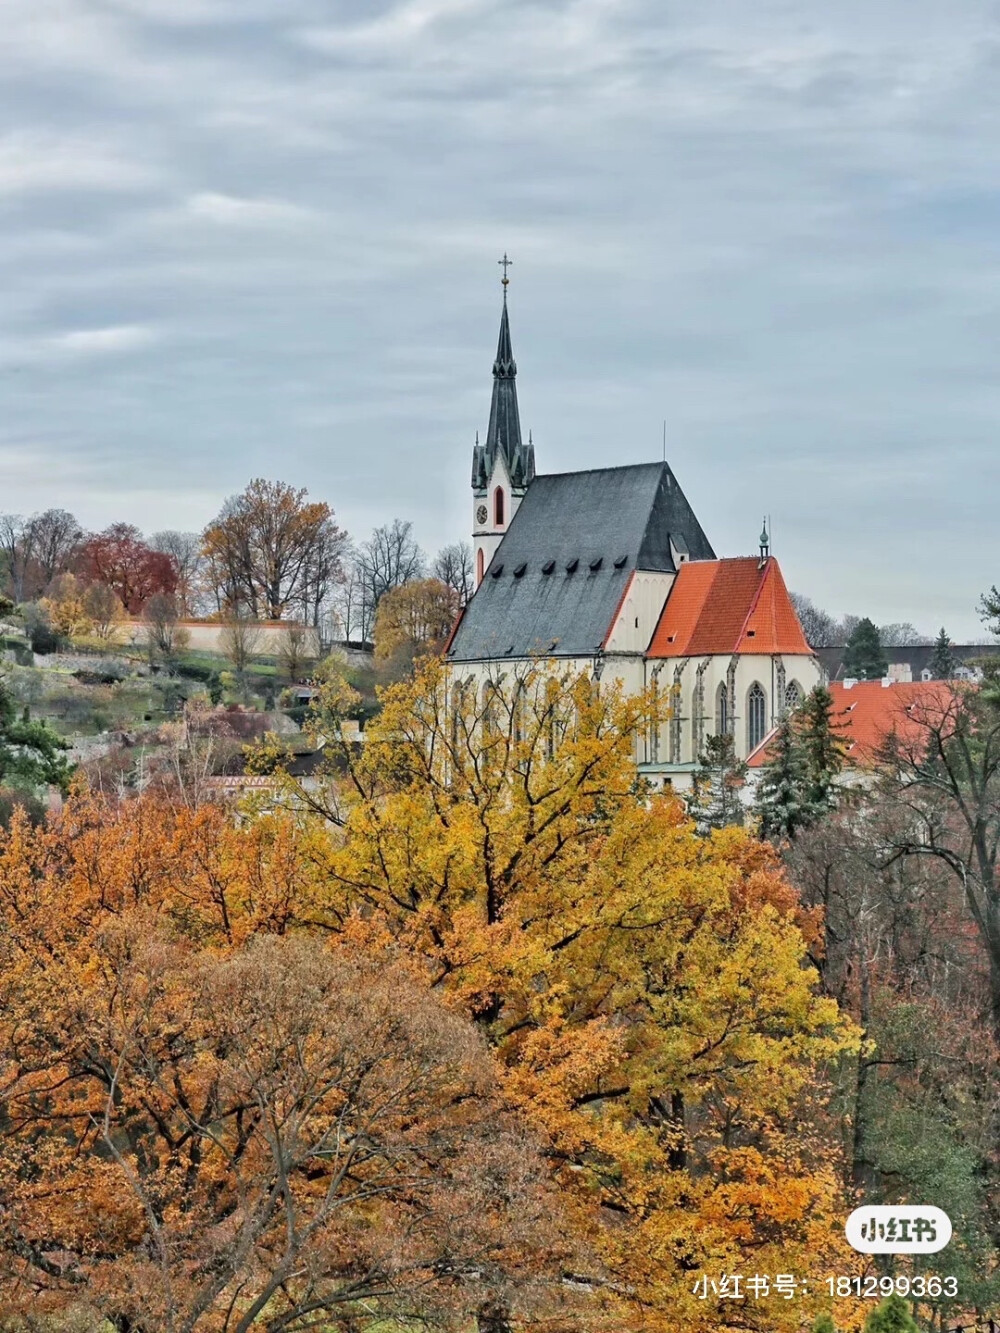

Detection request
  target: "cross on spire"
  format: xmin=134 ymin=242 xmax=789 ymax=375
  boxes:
xmin=498 ymin=252 xmax=512 ymax=299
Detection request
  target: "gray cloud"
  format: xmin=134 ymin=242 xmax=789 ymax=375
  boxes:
xmin=0 ymin=0 xmax=998 ymax=634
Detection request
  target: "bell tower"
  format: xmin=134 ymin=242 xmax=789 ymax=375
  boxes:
xmin=471 ymin=254 xmax=535 ymax=587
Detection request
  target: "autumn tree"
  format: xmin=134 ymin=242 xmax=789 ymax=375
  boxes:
xmin=82 ymin=581 xmax=126 ymax=643
xmin=262 ymin=658 xmax=857 ymax=1332
xmin=79 ymin=523 xmax=177 ymax=613
xmin=40 ymin=572 xmax=91 ymax=639
xmin=373 ymin=576 xmax=460 ymax=667
xmin=0 ymin=509 xmax=81 ymax=603
xmin=0 ymin=792 xmax=569 ymax=1331
xmin=202 ymin=478 xmax=346 ymax=623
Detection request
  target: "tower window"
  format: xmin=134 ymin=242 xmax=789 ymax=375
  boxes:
xmin=476 ymin=548 xmax=484 ymax=585
xmin=747 ymin=682 xmax=767 ymax=752
xmin=494 ymin=487 xmax=505 ymax=526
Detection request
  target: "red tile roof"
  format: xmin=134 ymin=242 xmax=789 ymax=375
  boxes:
xmin=746 ymin=679 xmax=956 ymax=769
xmin=648 ymin=556 xmax=811 ymax=658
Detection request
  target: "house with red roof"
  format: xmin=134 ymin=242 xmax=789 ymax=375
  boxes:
xmin=445 ymin=287 xmax=820 ymax=791
xmin=746 ymin=678 xmax=955 ymax=779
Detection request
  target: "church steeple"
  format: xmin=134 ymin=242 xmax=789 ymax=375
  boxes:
xmin=472 ymin=269 xmax=535 ymax=492
xmin=471 ymin=257 xmax=536 ymax=587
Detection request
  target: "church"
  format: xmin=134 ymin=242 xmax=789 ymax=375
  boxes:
xmin=445 ymin=274 xmax=821 ymax=790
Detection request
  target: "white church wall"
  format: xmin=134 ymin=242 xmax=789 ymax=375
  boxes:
xmin=647 ymin=652 xmax=822 ymax=768
xmin=603 ymin=571 xmax=677 ymax=654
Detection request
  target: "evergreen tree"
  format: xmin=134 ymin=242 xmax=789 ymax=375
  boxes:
xmin=863 ymin=1294 xmax=918 ymax=1333
xmin=688 ymin=733 xmax=746 ymax=834
xmin=842 ymin=616 xmax=888 ymax=681
xmin=929 ymin=626 xmax=956 ymax=680
xmin=811 ymin=1317 xmax=836 ymax=1333
xmin=0 ymin=678 xmax=72 ymax=792
xmin=798 ymin=684 xmax=847 ymax=814
xmin=754 ymin=686 xmax=847 ymax=839
xmin=755 ymin=714 xmax=810 ymax=841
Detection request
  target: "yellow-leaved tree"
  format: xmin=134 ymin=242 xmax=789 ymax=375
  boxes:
xmin=272 ymin=658 xmax=861 ymax=1332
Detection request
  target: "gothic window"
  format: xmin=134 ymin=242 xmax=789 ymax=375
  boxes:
xmin=482 ymin=681 xmax=499 ymax=743
xmin=784 ymin=680 xmax=802 ymax=712
xmin=649 ymin=678 xmax=660 ymax=763
xmin=494 ymin=487 xmax=505 ymax=526
xmin=512 ymin=682 xmax=525 ymax=745
xmin=747 ymin=682 xmax=767 ymax=753
xmin=716 ymin=681 xmax=728 ymax=735
xmin=476 ymin=547 xmax=484 ymax=584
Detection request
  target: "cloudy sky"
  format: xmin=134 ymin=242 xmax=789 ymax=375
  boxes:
xmin=2 ymin=0 xmax=999 ymax=636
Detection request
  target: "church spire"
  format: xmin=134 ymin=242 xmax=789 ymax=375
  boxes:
xmin=472 ymin=260 xmax=535 ymax=491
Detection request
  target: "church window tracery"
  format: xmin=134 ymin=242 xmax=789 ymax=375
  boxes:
xmin=784 ymin=680 xmax=802 ymax=712
xmin=747 ymin=682 xmax=767 ymax=752
xmin=716 ymin=682 xmax=728 ymax=736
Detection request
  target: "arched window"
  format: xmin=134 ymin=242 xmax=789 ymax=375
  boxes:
xmin=716 ymin=682 xmax=728 ymax=735
xmin=482 ymin=681 xmax=499 ymax=742
xmin=476 ymin=547 xmax=484 ymax=585
xmin=494 ymin=487 xmax=505 ymax=526
xmin=450 ymin=680 xmax=465 ymax=753
xmin=784 ymin=680 xmax=802 ymax=713
xmin=747 ymin=682 xmax=767 ymax=753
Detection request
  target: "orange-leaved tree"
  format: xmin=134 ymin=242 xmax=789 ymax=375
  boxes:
xmin=0 ymin=790 xmax=574 ymax=1332
xmin=274 ymin=657 xmax=860 ymax=1332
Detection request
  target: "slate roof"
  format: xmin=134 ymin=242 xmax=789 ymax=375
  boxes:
xmin=648 ymin=556 xmax=811 ymax=658
xmin=447 ymin=461 xmax=715 ymax=662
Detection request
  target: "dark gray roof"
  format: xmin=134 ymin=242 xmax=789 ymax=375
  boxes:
xmin=817 ymin=643 xmax=1000 ymax=681
xmin=448 ymin=461 xmax=715 ymax=662
xmin=471 ymin=297 xmax=535 ymax=491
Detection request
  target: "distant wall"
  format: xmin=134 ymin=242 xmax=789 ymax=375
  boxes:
xmin=125 ymin=620 xmax=321 ymax=658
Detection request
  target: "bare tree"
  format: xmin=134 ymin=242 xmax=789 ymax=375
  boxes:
xmin=0 ymin=515 xmax=34 ymax=603
xmin=330 ymin=548 xmax=368 ymax=644
xmin=789 ymin=592 xmax=841 ymax=647
xmin=29 ymin=508 xmax=83 ymax=589
xmin=278 ymin=622 xmax=314 ymax=682
xmin=352 ymin=519 xmax=425 ymax=642
xmin=151 ymin=529 xmax=203 ymax=618
xmin=144 ymin=592 xmax=185 ymax=662
xmin=220 ymin=615 xmax=263 ymax=697
xmin=878 ymin=621 xmax=930 ymax=646
xmin=434 ymin=540 xmax=474 ymax=606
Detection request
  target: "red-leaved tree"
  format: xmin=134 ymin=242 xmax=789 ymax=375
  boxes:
xmin=78 ymin=523 xmax=177 ymax=613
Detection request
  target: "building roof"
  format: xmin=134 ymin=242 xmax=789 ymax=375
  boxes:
xmin=815 ymin=643 xmax=1000 ymax=682
xmin=648 ymin=556 xmax=811 ymax=658
xmin=447 ymin=460 xmax=715 ymax=662
xmin=746 ymin=679 xmax=955 ymax=769
xmin=471 ymin=295 xmax=535 ymax=492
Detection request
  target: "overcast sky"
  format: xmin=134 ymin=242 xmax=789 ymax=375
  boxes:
xmin=1 ymin=0 xmax=998 ymax=636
